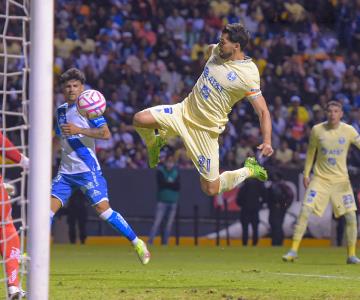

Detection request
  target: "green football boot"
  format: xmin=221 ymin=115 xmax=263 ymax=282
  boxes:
xmin=147 ymin=135 xmax=166 ymax=168
xmin=244 ymin=157 xmax=268 ymax=182
xmin=134 ymin=239 xmax=151 ymax=265
xmin=282 ymin=250 xmax=298 ymax=262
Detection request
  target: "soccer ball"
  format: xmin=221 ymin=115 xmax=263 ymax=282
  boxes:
xmin=76 ymin=89 xmax=106 ymax=119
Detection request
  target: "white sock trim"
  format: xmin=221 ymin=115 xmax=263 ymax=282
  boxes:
xmin=99 ymin=208 xmax=114 ymax=221
xmin=131 ymin=237 xmax=139 ymax=246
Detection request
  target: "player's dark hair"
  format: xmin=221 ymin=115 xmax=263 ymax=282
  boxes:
xmin=59 ymin=68 xmax=86 ymax=84
xmin=222 ymin=23 xmax=250 ymax=50
xmin=326 ymin=101 xmax=343 ymax=110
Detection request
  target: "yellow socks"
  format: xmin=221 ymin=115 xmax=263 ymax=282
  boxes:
xmin=344 ymin=211 xmax=357 ymax=257
xmin=291 ymin=205 xmax=313 ymax=252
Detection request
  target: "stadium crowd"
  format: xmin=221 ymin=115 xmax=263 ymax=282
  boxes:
xmin=3 ymin=0 xmax=360 ymax=171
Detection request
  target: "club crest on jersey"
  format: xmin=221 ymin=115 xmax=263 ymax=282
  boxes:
xmin=227 ymin=71 xmax=237 ymax=81
xmin=338 ymin=137 xmax=345 ymax=144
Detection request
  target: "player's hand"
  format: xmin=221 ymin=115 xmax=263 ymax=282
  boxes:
xmin=257 ymin=143 xmax=274 ymax=157
xmin=303 ymin=177 xmax=310 ymax=189
xmin=3 ymin=182 xmax=15 ymax=196
xmin=61 ymin=123 xmax=81 ymax=136
xmin=20 ymin=154 xmax=29 ymax=169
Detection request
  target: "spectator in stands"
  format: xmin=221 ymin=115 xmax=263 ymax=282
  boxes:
xmin=274 ymin=140 xmax=293 ymax=167
xmin=236 ymin=179 xmax=266 ymax=246
xmin=148 ymin=154 xmax=180 ymax=245
xmin=54 ymin=28 xmax=74 ymax=59
xmin=29 ymin=0 xmax=360 ymax=172
xmin=267 ymin=172 xmax=294 ymax=246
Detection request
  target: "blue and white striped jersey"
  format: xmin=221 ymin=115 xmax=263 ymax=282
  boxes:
xmin=55 ymin=102 xmax=106 ymax=174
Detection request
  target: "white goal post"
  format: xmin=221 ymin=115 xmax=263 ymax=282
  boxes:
xmin=28 ymin=0 xmax=53 ymax=299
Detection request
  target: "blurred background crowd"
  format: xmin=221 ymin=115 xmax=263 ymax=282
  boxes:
xmin=2 ymin=0 xmax=360 ymax=171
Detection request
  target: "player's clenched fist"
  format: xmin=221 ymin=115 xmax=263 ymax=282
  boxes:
xmin=257 ymin=143 xmax=273 ymax=157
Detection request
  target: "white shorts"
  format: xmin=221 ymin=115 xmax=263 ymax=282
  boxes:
xmin=149 ymin=103 xmax=219 ymax=181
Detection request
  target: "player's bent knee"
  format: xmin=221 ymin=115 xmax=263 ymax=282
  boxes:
xmin=201 ymin=183 xmax=219 ymax=196
xmin=94 ymin=200 xmax=110 ymax=214
xmin=133 ymin=110 xmax=158 ymax=128
xmin=133 ymin=111 xmax=144 ymax=126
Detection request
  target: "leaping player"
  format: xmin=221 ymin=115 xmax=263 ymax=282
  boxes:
xmin=50 ymin=68 xmax=150 ymax=265
xmin=0 ymin=131 xmax=28 ymax=299
xmin=133 ymin=23 xmax=273 ymax=196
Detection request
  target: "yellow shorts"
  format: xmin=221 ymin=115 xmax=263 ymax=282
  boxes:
xmin=149 ymin=103 xmax=219 ymax=181
xmin=303 ymin=177 xmax=356 ymax=217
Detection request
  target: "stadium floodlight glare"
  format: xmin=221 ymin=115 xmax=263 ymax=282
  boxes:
xmin=28 ymin=0 xmax=53 ymax=299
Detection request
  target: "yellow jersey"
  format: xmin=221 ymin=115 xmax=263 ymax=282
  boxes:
xmin=182 ymin=44 xmax=262 ymax=134
xmin=304 ymin=122 xmax=360 ymax=182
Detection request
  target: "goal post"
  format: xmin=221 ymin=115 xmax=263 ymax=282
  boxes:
xmin=28 ymin=0 xmax=54 ymax=299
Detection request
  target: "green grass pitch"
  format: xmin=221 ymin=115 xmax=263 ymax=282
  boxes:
xmin=4 ymin=244 xmax=360 ymax=299
xmin=48 ymin=244 xmax=360 ymax=300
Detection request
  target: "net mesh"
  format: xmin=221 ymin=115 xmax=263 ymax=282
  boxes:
xmin=0 ymin=0 xmax=29 ymax=297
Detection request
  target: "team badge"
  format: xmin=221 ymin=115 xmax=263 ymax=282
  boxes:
xmin=338 ymin=137 xmax=345 ymax=144
xmin=227 ymin=71 xmax=237 ymax=81
xmin=327 ymin=157 xmax=336 ymax=165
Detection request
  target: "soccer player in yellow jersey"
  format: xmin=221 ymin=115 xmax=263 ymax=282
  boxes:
xmin=133 ymin=23 xmax=273 ymax=196
xmin=283 ymin=101 xmax=360 ymax=264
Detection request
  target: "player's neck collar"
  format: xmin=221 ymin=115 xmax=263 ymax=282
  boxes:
xmin=66 ymin=101 xmax=76 ymax=108
xmin=229 ymin=56 xmax=252 ymax=64
xmin=326 ymin=121 xmax=341 ymax=129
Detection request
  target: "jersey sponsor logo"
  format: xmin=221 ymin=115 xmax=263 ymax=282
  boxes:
xmin=327 ymin=157 xmax=336 ymax=165
xmin=227 ymin=71 xmax=237 ymax=81
xmin=342 ymin=194 xmax=354 ymax=208
xmin=200 ymin=85 xmax=211 ymax=100
xmin=338 ymin=137 xmax=346 ymax=144
xmin=202 ymin=66 xmax=223 ymax=93
xmin=321 ymin=147 xmax=343 ymax=156
xmin=321 ymin=147 xmax=328 ymax=155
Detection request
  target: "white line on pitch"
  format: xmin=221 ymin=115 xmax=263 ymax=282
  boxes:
xmin=267 ymin=272 xmax=360 ymax=280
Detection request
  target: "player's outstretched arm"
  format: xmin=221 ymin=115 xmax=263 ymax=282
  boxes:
xmin=61 ymin=123 xmax=111 ymax=140
xmin=249 ymin=95 xmax=273 ymax=157
xmin=0 ymin=131 xmax=29 ymax=168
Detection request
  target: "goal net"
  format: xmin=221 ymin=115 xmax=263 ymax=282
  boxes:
xmin=0 ymin=0 xmax=30 ymax=298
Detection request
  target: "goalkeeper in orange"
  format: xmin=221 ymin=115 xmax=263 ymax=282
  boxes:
xmin=0 ymin=131 xmax=28 ymax=298
xmin=283 ymin=101 xmax=360 ymax=264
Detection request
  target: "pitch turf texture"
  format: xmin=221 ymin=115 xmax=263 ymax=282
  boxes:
xmin=9 ymin=245 xmax=360 ymax=299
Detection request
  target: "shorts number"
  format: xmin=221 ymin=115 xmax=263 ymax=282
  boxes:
xmin=198 ymin=155 xmax=211 ymax=174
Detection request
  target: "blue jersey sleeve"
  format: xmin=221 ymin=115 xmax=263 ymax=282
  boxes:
xmin=55 ymin=105 xmax=67 ymax=137
xmin=55 ymin=121 xmax=61 ymax=137
xmin=88 ymin=116 xmax=107 ymax=128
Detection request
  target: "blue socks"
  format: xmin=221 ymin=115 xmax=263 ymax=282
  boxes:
xmin=100 ymin=208 xmax=137 ymax=242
